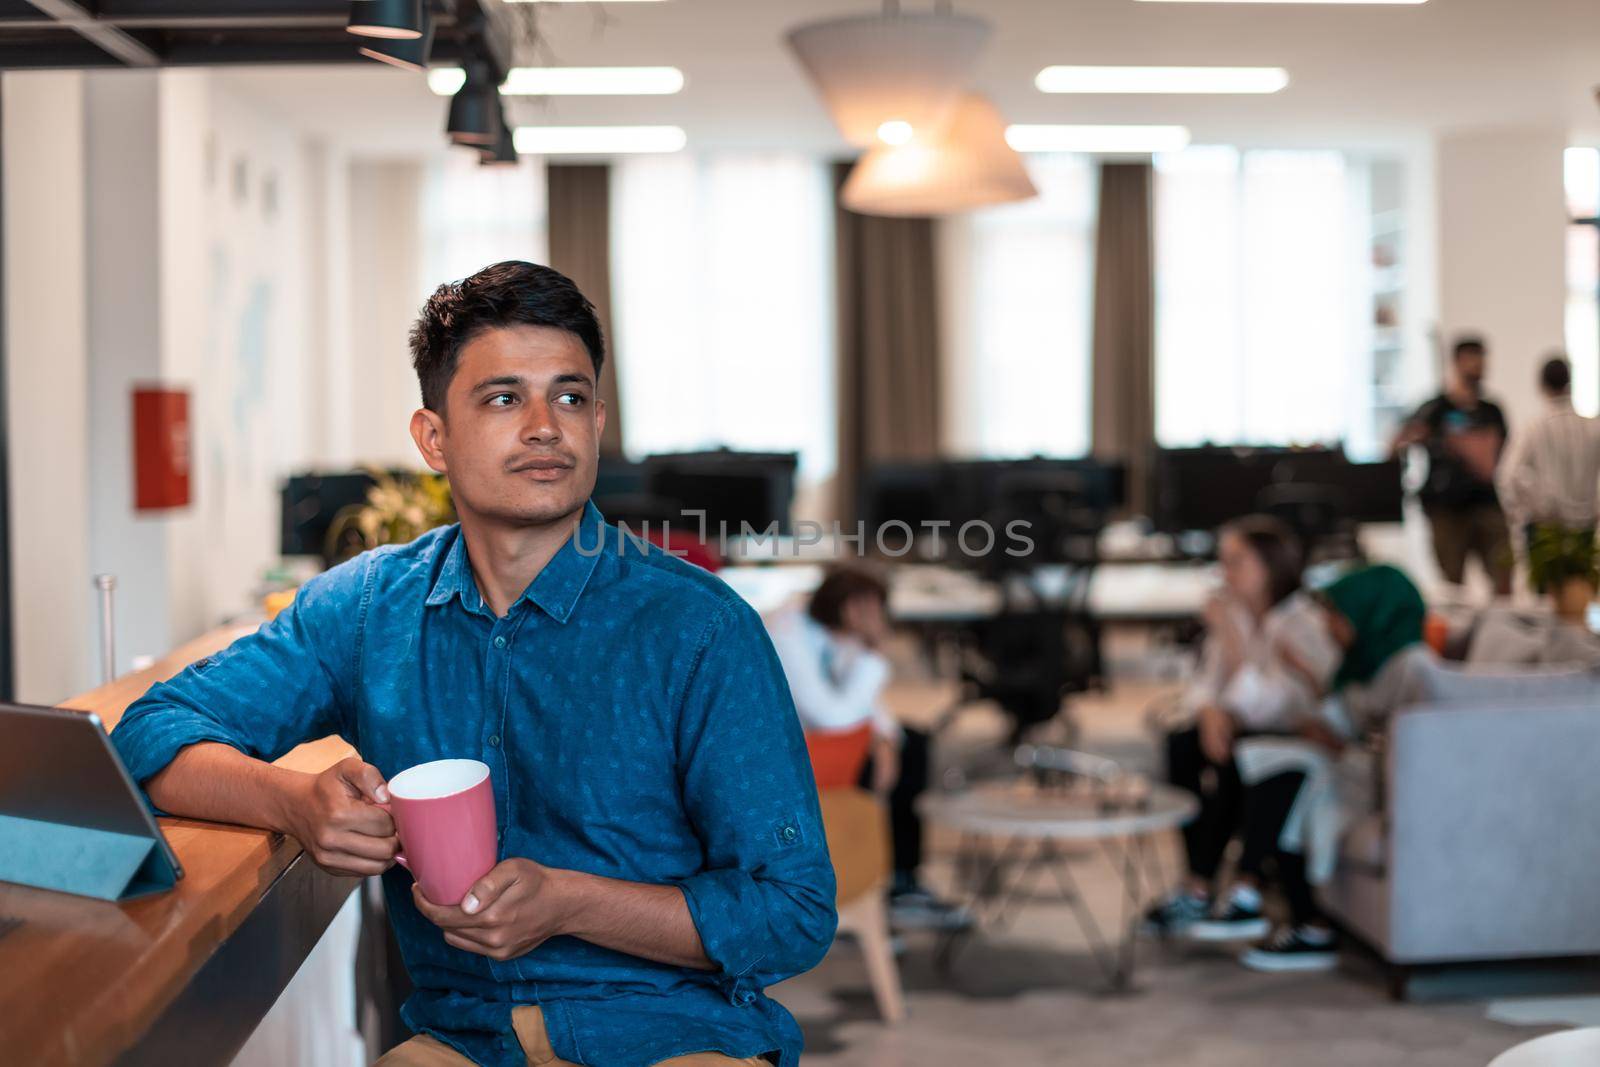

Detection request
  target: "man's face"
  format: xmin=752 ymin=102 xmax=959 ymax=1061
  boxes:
xmin=1455 ymin=348 xmax=1487 ymax=392
xmin=411 ymin=324 xmax=604 ymax=528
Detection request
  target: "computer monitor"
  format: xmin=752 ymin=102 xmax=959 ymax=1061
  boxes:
xmin=280 ymin=471 xmax=380 ymax=563
xmin=644 ymin=450 xmax=799 ymax=536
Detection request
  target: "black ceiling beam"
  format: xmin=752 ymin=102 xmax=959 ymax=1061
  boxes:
xmin=22 ymin=0 xmax=159 ymax=65
xmin=98 ymin=0 xmax=347 ymax=16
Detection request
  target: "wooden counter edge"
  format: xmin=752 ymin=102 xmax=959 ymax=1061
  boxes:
xmin=0 ymin=621 xmax=356 ymax=1066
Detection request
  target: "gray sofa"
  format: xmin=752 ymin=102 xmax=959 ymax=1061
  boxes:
xmin=1319 ymin=661 xmax=1600 ymax=996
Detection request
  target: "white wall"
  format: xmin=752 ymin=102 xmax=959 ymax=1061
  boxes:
xmin=1436 ymin=127 xmax=1569 ymax=431
xmin=4 ymin=72 xmax=95 ymax=703
xmin=84 ymin=71 xmax=175 ymax=675
xmin=347 ymin=160 xmax=425 ymax=469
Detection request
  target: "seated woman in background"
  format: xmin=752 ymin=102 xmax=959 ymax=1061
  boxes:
xmin=1144 ymin=516 xmax=1343 ymax=940
xmin=766 ymin=566 xmax=967 ymax=930
xmin=1233 ymin=564 xmax=1428 ymax=972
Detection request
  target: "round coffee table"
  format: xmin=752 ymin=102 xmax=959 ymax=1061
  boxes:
xmin=919 ymin=780 xmax=1198 ymax=991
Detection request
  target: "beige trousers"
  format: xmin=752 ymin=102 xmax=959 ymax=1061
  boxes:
xmin=374 ymin=1005 xmax=771 ymax=1067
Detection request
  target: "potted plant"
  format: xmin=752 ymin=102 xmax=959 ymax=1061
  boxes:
xmin=1527 ymin=523 xmax=1599 ymax=624
xmin=325 ymin=468 xmax=455 ymax=562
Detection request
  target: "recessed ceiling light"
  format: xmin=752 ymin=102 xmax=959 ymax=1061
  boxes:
xmin=427 ymin=66 xmax=684 ymax=97
xmin=876 ymin=120 xmax=915 ymax=145
xmin=1005 ymin=124 xmax=1192 ymax=154
xmin=1137 ymin=0 xmax=1423 ymax=4
xmin=512 ymin=126 xmax=687 ymax=154
xmin=1036 ymin=66 xmax=1289 ymax=94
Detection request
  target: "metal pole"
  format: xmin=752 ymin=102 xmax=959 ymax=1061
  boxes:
xmin=93 ymin=573 xmax=116 ymax=685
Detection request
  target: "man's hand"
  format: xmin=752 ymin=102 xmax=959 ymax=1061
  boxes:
xmin=1197 ymin=704 xmax=1236 ymax=766
xmin=412 ymin=858 xmax=574 ymax=961
xmin=276 ymin=756 xmax=398 ymax=877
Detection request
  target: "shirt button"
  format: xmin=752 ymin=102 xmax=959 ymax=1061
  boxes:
xmin=488 ymin=734 xmax=501 ymax=747
xmin=780 ymin=826 xmax=798 ymax=843
xmin=493 ymin=636 xmax=507 ymax=649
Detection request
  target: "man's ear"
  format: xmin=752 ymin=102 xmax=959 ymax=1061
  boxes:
xmin=594 ymin=396 xmax=607 ymax=442
xmin=410 ymin=408 xmax=448 ymax=474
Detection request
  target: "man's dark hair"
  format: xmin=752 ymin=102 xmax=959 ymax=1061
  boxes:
xmin=1221 ymin=514 xmax=1304 ymax=607
xmin=1452 ymin=335 xmax=1487 ymax=361
xmin=1541 ymin=354 xmax=1573 ymax=395
xmin=807 ymin=566 xmax=889 ymax=630
xmin=409 ymin=260 xmax=605 ymax=414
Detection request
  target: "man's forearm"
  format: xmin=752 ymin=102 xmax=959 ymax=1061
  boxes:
xmin=549 ymin=868 xmax=714 ymax=970
xmin=145 ymin=741 xmax=309 ymax=834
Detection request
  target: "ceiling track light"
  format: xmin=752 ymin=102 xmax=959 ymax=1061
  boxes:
xmin=358 ymin=4 xmax=434 ymax=70
xmin=347 ymin=0 xmax=424 ymax=40
xmin=447 ymin=59 xmax=503 ymax=146
xmin=480 ymin=115 xmax=520 ymax=166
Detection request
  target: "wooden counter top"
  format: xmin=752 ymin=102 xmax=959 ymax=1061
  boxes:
xmin=0 ymin=624 xmax=357 ymax=1066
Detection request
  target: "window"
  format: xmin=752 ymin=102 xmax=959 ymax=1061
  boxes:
xmin=1565 ymin=146 xmax=1600 ymax=418
xmin=940 ymin=154 xmax=1097 ymax=458
xmin=420 ymin=150 xmax=547 ymax=296
xmin=610 ymin=153 xmax=836 ymax=479
xmin=1154 ymin=148 xmax=1366 ymax=450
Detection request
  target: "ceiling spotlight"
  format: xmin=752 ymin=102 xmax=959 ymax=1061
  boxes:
xmin=480 ymin=117 xmax=519 ymax=167
xmin=1036 ymin=65 xmax=1289 ymax=95
xmin=426 ymin=66 xmax=684 ymax=97
xmin=347 ymin=0 xmax=423 ymax=40
xmin=358 ymin=5 xmax=433 ymax=70
xmin=447 ymin=60 xmax=501 ymax=145
xmin=877 ymin=120 xmax=914 ymax=145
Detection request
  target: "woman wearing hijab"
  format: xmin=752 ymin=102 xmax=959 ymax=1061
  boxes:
xmin=1232 ymin=564 xmax=1429 ymax=972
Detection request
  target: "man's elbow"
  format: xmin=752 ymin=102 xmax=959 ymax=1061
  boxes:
xmin=770 ymin=874 xmax=839 ymax=976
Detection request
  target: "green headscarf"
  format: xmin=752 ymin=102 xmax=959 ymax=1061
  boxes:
xmin=1323 ymin=564 xmax=1426 ymax=691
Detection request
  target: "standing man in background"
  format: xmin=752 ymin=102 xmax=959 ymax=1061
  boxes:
xmin=1498 ymin=355 xmax=1600 ymax=575
xmin=1394 ymin=336 xmax=1513 ymax=597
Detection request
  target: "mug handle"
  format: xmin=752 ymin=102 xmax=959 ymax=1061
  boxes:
xmin=376 ymin=801 xmax=409 ymax=870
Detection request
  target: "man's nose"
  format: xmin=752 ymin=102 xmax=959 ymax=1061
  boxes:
xmin=521 ymin=399 xmax=561 ymax=444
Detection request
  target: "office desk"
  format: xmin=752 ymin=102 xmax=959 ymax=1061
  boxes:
xmin=0 ymin=624 xmax=358 ymax=1067
xmin=718 ymin=561 xmax=1215 ymax=625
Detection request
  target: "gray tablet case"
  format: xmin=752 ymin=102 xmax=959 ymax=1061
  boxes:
xmin=0 ymin=703 xmax=183 ymax=900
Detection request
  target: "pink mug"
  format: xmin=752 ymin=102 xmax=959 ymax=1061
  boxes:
xmin=385 ymin=758 xmax=498 ymax=906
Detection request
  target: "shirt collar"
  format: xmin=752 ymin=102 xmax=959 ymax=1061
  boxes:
xmin=425 ymin=500 xmax=606 ymax=624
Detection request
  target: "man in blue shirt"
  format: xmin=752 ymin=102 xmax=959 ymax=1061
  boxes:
xmin=111 ymin=261 xmax=837 ymax=1067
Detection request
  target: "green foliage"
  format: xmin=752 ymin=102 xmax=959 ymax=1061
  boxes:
xmin=1527 ymin=522 xmax=1600 ymax=593
xmin=326 ymin=468 xmax=455 ymax=561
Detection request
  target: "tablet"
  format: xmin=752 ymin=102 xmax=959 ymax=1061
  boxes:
xmin=0 ymin=703 xmax=183 ymax=898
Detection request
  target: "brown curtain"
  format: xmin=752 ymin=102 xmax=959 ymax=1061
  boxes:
xmin=547 ymin=163 xmax=624 ymax=456
xmin=1090 ymin=161 xmax=1155 ymax=517
xmin=833 ymin=161 xmax=943 ymax=524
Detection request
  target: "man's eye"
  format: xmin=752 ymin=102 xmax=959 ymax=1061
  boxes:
xmin=555 ymin=392 xmax=586 ymax=407
xmin=487 ymin=393 xmax=516 ymax=407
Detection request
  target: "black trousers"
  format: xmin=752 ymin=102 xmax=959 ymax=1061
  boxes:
xmin=859 ymin=726 xmax=929 ymax=880
xmin=1164 ymin=725 xmax=1243 ymax=883
xmin=1240 ymin=770 xmax=1323 ymax=927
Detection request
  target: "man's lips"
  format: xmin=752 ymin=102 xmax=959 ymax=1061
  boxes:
xmin=509 ymin=458 xmax=573 ymax=473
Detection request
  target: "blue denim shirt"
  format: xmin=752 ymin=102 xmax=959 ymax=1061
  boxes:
xmin=112 ymin=503 xmax=836 ymax=1067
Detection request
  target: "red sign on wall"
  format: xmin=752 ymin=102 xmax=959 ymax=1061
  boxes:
xmin=133 ymin=386 xmax=191 ymax=511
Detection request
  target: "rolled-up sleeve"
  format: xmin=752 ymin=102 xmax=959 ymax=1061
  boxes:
xmin=674 ymin=598 xmax=838 ymax=1002
xmin=111 ymin=554 xmax=370 ymax=787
